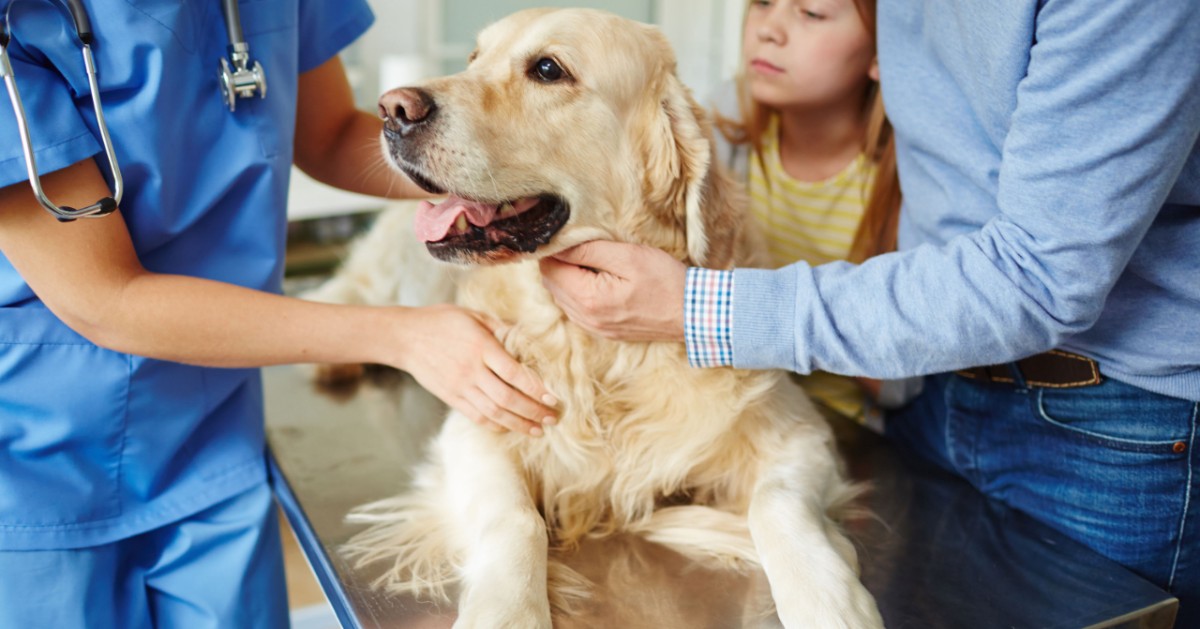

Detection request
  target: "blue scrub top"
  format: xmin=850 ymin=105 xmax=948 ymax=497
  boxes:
xmin=0 ymin=0 xmax=373 ymax=550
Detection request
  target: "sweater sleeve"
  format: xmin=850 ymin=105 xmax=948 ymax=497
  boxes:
xmin=731 ymin=0 xmax=1200 ymax=378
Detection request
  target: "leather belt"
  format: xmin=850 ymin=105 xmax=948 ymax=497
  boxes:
xmin=955 ymin=349 xmax=1103 ymax=389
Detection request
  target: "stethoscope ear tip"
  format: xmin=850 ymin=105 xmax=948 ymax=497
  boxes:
xmin=49 ymin=197 xmax=117 ymax=222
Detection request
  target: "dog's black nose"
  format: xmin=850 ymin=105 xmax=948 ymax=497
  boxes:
xmin=379 ymin=87 xmax=437 ymax=132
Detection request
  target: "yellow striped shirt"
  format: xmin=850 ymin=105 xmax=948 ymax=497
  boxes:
xmin=747 ymin=117 xmax=876 ymax=420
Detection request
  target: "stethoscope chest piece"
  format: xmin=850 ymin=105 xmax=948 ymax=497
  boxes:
xmin=218 ymin=44 xmax=266 ymax=112
xmin=217 ymin=0 xmax=266 ymax=112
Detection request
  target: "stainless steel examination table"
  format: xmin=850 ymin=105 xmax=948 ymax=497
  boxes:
xmin=263 ymin=365 xmax=1179 ymax=629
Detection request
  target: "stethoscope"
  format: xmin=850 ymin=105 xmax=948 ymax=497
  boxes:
xmin=0 ymin=0 xmax=266 ymax=222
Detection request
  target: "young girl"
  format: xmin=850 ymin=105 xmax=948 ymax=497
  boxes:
xmin=713 ymin=0 xmax=902 ymax=425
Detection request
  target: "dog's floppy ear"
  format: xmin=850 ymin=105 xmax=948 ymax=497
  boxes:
xmin=664 ymin=77 xmax=713 ymax=266
xmin=641 ymin=71 xmax=741 ymax=268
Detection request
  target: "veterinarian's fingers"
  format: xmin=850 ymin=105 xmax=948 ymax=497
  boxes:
xmin=470 ymin=385 xmax=545 ymax=436
xmin=482 ymin=350 xmax=559 ymax=421
xmin=466 ymin=410 xmax=505 ymax=433
xmin=469 ymin=311 xmax=511 ymax=336
xmin=479 ymin=367 xmax=557 ymax=427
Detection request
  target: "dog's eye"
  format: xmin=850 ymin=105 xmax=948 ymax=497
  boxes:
xmin=531 ymin=57 xmax=566 ymax=83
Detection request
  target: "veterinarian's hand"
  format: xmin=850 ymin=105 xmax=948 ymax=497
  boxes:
xmin=539 ymin=241 xmax=686 ymax=342
xmin=393 ymin=305 xmax=558 ymax=436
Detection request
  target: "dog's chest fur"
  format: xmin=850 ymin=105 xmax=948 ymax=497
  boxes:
xmin=455 ymin=261 xmax=778 ymax=545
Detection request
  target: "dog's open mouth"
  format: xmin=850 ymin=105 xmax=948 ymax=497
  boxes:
xmin=414 ymin=193 xmax=570 ymax=263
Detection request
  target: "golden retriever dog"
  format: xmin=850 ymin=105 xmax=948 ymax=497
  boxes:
xmin=311 ymin=8 xmax=883 ymax=628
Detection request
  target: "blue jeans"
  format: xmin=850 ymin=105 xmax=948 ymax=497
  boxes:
xmin=887 ymin=372 xmax=1199 ymax=627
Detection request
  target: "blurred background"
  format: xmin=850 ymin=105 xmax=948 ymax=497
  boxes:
xmin=285 ymin=0 xmax=746 ymax=281
xmin=346 ymin=0 xmax=743 ymax=115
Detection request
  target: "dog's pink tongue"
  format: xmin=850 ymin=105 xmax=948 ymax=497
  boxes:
xmin=413 ymin=196 xmax=543 ymax=243
xmin=414 ymin=196 xmax=499 ymax=243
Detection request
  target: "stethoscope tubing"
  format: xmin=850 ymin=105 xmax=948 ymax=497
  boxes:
xmin=221 ymin=0 xmax=244 ymax=46
xmin=1 ymin=0 xmax=260 ymax=221
xmin=1 ymin=0 xmax=120 ymax=220
xmin=59 ymin=0 xmax=94 ymax=44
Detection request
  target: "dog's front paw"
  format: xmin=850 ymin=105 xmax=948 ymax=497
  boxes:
xmin=292 ymin=362 xmax=368 ymax=402
xmin=454 ymin=592 xmax=552 ymax=629
xmin=453 ymin=607 xmax=551 ymax=629
xmin=776 ymin=579 xmax=883 ymax=629
xmin=294 ymin=361 xmax=367 ymax=385
xmin=314 ymin=362 xmax=367 ymax=384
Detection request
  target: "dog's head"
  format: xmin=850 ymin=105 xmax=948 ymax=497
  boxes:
xmin=378 ymin=8 xmax=740 ymax=268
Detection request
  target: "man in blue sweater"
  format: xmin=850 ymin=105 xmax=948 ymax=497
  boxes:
xmin=540 ymin=0 xmax=1200 ymax=623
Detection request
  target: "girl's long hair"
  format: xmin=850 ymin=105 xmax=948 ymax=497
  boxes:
xmin=715 ymin=0 xmax=900 ymax=263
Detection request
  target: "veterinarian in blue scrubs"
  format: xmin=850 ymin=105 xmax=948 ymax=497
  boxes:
xmin=541 ymin=0 xmax=1200 ymax=624
xmin=0 ymin=1 xmax=557 ymax=626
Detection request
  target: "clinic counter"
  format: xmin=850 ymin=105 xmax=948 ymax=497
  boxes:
xmin=263 ymin=365 xmax=1179 ymax=629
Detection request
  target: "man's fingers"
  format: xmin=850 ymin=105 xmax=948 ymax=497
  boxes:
xmin=549 ymin=241 xmax=599 ymax=267
xmin=551 ymin=240 xmax=635 ymax=275
xmin=538 ymin=255 xmax=591 ymax=288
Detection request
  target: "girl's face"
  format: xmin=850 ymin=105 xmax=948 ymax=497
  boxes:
xmin=742 ymin=0 xmax=877 ymax=111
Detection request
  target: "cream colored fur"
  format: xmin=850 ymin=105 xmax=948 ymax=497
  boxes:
xmin=318 ymin=9 xmax=883 ymax=628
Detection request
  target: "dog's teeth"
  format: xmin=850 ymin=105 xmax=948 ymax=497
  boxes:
xmin=499 ymin=202 xmax=516 ymax=218
xmin=455 ymin=215 xmax=468 ymax=232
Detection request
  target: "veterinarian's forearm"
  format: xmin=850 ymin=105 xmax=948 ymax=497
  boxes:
xmin=89 ymin=273 xmax=400 ymax=368
xmin=0 ymin=151 xmax=407 ymax=372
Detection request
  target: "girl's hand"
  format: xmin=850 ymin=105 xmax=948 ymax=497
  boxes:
xmin=538 ymin=241 xmax=687 ymax=342
xmin=391 ymin=305 xmax=558 ymax=436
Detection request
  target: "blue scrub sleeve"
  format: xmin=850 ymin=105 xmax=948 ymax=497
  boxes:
xmin=0 ymin=51 xmax=102 ymax=190
xmin=297 ymin=0 xmax=374 ymax=74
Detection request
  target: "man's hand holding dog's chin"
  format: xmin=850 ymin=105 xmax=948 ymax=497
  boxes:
xmin=539 ymin=240 xmax=686 ymax=343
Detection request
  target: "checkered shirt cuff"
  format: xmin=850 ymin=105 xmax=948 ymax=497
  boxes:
xmin=684 ymin=267 xmax=734 ymax=368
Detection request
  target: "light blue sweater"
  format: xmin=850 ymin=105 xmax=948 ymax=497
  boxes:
xmin=731 ymin=1 xmax=1200 ymax=401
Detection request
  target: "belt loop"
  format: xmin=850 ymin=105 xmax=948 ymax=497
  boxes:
xmin=1006 ymin=362 xmax=1028 ymax=389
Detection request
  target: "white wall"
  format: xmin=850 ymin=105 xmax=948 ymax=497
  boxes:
xmin=342 ymin=1 xmax=429 ymax=107
xmin=344 ymin=0 xmax=746 ymax=108
xmin=655 ymin=0 xmax=746 ymax=102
